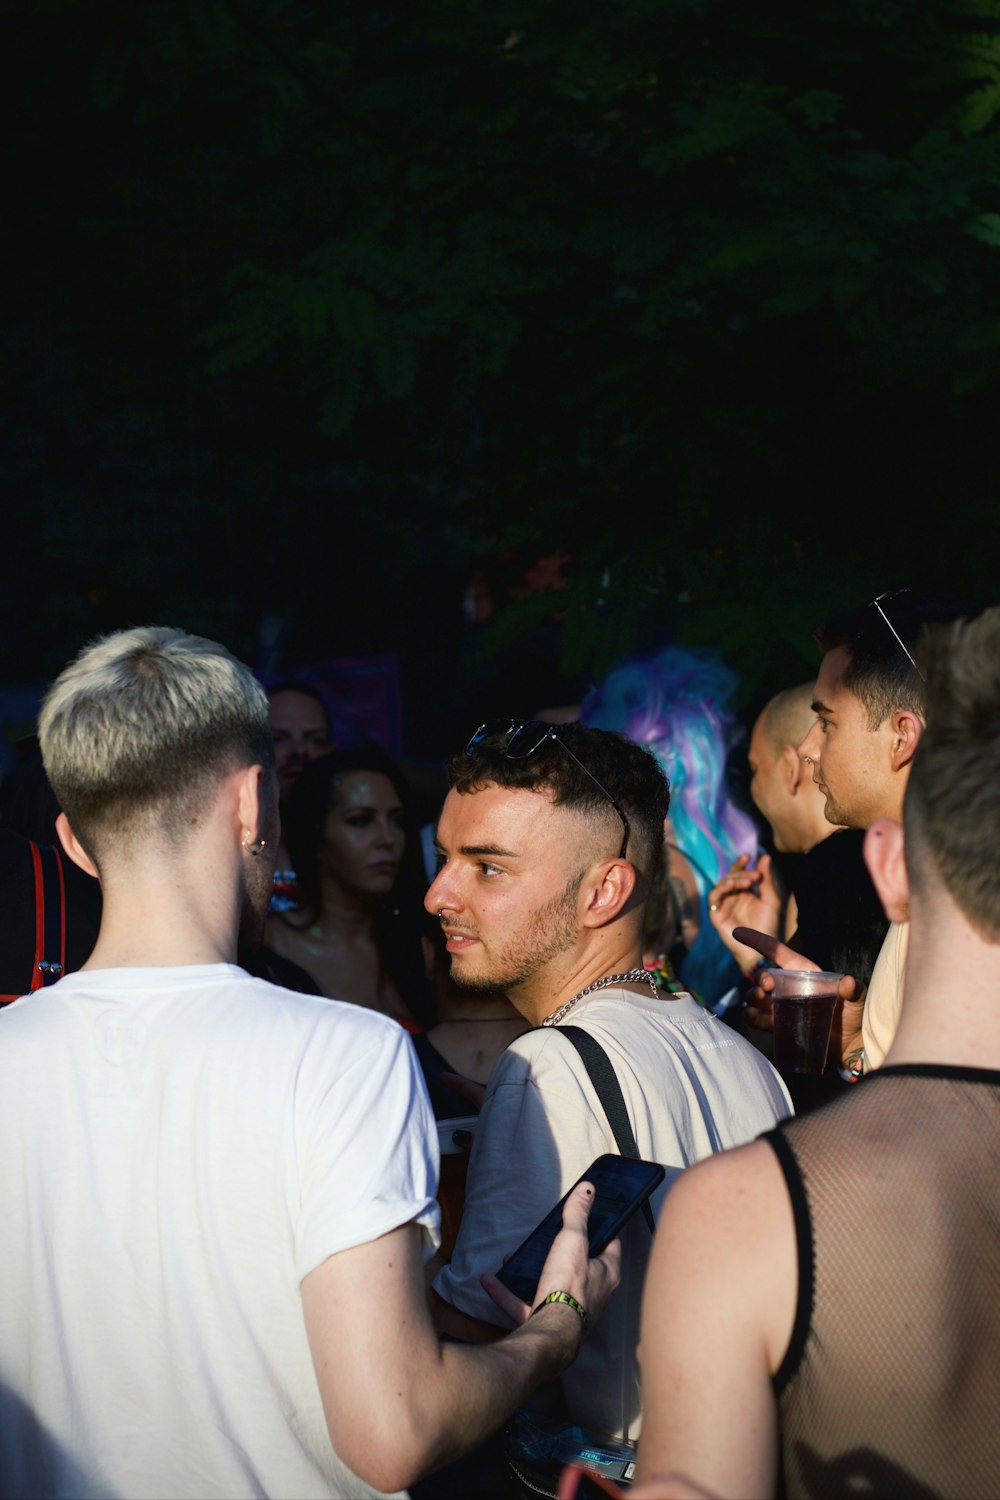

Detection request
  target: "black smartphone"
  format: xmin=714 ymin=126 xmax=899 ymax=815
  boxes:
xmin=495 ymin=1153 xmax=666 ymax=1304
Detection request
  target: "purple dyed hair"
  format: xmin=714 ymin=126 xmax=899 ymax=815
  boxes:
xmin=580 ymin=645 xmax=758 ymax=891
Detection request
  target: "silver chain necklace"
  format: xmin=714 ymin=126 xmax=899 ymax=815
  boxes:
xmin=541 ymin=967 xmax=659 ymax=1027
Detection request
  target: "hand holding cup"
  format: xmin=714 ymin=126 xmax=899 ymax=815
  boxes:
xmin=732 ymin=928 xmax=867 ymax=1068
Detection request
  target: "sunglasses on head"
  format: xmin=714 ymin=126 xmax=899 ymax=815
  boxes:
xmin=870 ymin=588 xmax=926 ymax=682
xmin=465 ymin=718 xmax=631 ymax=860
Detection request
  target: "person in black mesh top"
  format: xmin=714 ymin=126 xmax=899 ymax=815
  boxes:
xmin=631 ymin=605 xmax=1000 ymax=1500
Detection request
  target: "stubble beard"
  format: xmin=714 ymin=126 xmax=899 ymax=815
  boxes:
xmin=821 ymin=786 xmax=865 ymax=831
xmin=449 ymin=872 xmax=583 ymax=998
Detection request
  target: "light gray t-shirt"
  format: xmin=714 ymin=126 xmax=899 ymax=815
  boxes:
xmin=434 ymin=987 xmax=792 ymax=1439
xmin=0 ymin=964 xmax=439 ymax=1499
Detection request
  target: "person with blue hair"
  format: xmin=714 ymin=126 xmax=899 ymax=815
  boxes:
xmin=581 ymin=644 xmax=758 ymax=1011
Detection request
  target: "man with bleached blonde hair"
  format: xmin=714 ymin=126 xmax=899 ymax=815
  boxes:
xmin=0 ymin=627 xmax=617 ymax=1500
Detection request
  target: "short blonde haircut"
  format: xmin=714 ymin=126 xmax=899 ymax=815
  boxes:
xmin=39 ymin=626 xmax=272 ymax=855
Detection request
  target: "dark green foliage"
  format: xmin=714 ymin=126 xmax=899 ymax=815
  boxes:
xmin=5 ymin=0 xmax=999 ymax=736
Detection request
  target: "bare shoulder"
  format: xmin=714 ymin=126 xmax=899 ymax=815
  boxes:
xmin=647 ymin=1134 xmax=797 ymax=1369
xmin=658 ymin=1136 xmax=790 ymax=1246
xmin=636 ymin=1135 xmax=796 ymax=1497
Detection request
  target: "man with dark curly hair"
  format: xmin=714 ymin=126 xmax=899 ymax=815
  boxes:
xmin=426 ymin=719 xmax=791 ymax=1478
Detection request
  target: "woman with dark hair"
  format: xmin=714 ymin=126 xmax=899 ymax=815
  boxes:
xmin=264 ymin=744 xmax=434 ymax=1028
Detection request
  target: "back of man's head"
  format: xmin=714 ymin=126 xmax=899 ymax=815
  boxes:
xmin=760 ymin=683 xmax=816 ymax=755
xmin=39 ymin=627 xmax=273 ymax=860
xmin=904 ymin=605 xmax=1000 ymax=941
xmin=450 ymin=721 xmax=669 ymax=895
xmin=815 ymin=587 xmax=982 ymax=729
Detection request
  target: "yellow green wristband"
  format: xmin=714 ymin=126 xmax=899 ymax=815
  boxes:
xmin=532 ymin=1290 xmax=589 ymax=1329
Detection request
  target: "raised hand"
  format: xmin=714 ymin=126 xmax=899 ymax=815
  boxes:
xmin=706 ymin=854 xmax=782 ymax=972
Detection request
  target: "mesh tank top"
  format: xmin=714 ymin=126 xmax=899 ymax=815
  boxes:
xmin=766 ymin=1065 xmax=1000 ymax=1500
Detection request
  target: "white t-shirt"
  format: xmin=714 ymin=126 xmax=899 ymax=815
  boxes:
xmin=434 ymin=987 xmax=792 ymax=1440
xmin=0 ymin=964 xmax=439 ymax=1499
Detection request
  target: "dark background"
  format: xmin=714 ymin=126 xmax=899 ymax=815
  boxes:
xmin=5 ymin=0 xmax=998 ymax=760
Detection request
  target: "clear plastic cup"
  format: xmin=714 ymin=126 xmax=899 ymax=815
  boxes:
xmin=769 ymin=969 xmax=842 ymax=1075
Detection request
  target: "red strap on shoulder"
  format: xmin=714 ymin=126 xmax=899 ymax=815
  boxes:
xmin=4 ymin=842 xmax=68 ymax=1004
xmin=28 ymin=840 xmax=46 ymax=992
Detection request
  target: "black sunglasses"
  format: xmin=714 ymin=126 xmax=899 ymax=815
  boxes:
xmin=465 ymin=719 xmax=631 ymax=860
xmin=871 ymin=589 xmax=926 ymax=682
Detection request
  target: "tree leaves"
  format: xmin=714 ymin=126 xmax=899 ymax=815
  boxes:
xmin=7 ymin=0 xmax=1000 ymax=707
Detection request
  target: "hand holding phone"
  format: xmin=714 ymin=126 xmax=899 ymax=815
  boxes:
xmin=494 ymin=1154 xmax=665 ymax=1306
xmin=482 ymin=1177 xmax=623 ymax=1338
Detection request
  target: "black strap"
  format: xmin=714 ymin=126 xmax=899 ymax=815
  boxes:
xmin=557 ymin=1025 xmax=656 ymax=1234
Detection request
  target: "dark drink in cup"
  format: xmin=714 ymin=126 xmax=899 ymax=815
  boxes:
xmin=769 ymin=969 xmax=842 ymax=1075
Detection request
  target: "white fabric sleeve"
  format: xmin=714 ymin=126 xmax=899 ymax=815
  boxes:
xmin=294 ymin=1017 xmax=441 ymax=1281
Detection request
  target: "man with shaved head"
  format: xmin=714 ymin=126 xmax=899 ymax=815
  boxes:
xmin=708 ymin=683 xmax=888 ymax=990
xmin=748 ymin=684 xmax=832 ymax=856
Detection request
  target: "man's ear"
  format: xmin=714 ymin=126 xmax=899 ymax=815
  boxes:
xmin=863 ymin=817 xmax=909 ymax=924
xmin=581 ymin=858 xmax=637 ymax=928
xmin=236 ymin=764 xmax=267 ymax=847
xmin=55 ymin=812 xmax=99 ymax=878
xmin=783 ymin=744 xmax=806 ymax=795
xmin=889 ymin=710 xmax=923 ymax=772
